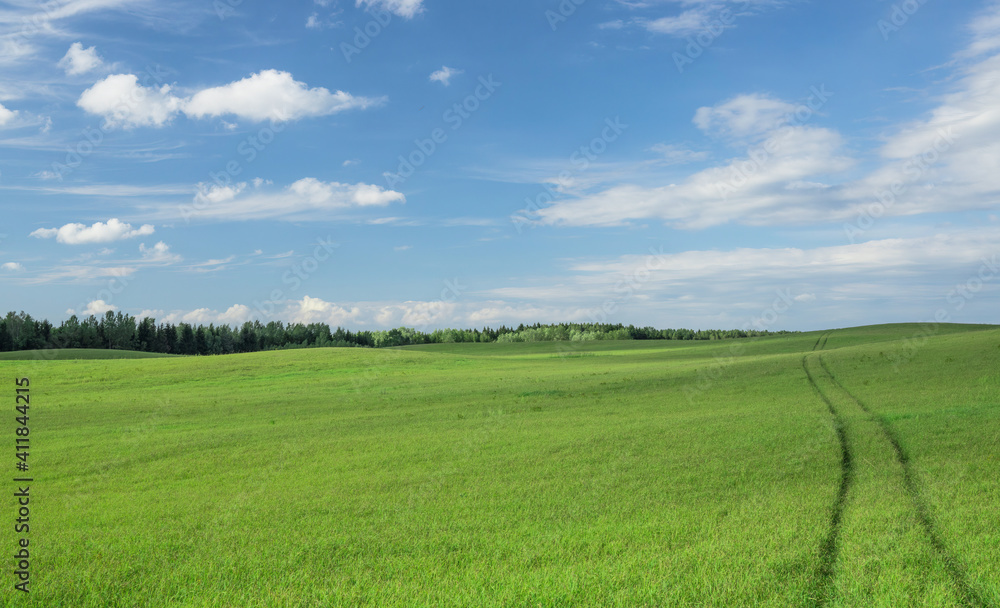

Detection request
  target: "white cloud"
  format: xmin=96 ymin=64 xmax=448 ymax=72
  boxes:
xmin=0 ymin=102 xmax=18 ymax=126
xmin=288 ymin=296 xmax=363 ymax=326
xmin=184 ymin=70 xmax=385 ymax=122
xmin=532 ymin=45 xmax=1000 ymax=229
xmin=139 ymin=241 xmax=181 ymax=263
xmin=960 ymin=0 xmax=1000 ymax=58
xmin=644 ymin=9 xmax=709 ymax=36
xmin=195 ymin=183 xmax=245 ymax=205
xmin=694 ymin=94 xmax=798 ymax=140
xmin=77 ymin=70 xmax=385 ymax=129
xmin=429 ymin=66 xmax=463 ymax=86
xmin=511 ymin=230 xmax=1000 ymax=296
xmin=648 ymin=143 xmax=710 ymax=165
xmin=0 ymin=39 xmax=34 ymax=66
xmin=86 ymin=226 xmax=1000 ymax=330
xmin=306 ymin=12 xmax=322 ymax=28
xmin=1 ymin=262 xmax=24 ymax=271
xmin=529 ymin=124 xmax=853 ymax=229
xmin=178 ymin=178 xmax=404 ymax=221
xmin=24 ymin=266 xmax=135 ymax=286
xmin=58 ymin=42 xmax=104 ymax=75
xmin=153 ymin=297 xmax=598 ymax=331
xmin=356 ymin=0 xmax=424 ymax=19
xmin=72 ymin=300 xmax=117 ymax=316
xmin=136 ymin=309 xmax=163 ymax=321
xmin=515 ymin=47 xmax=1000 ymax=230
xmin=30 ymin=219 xmax=155 ymax=245
xmin=0 ymin=1 xmax=176 ymax=66
xmin=166 ymin=304 xmax=252 ymax=326
xmin=77 ymin=74 xmax=183 ymax=129
xmin=479 ymin=227 xmax=1000 ymax=329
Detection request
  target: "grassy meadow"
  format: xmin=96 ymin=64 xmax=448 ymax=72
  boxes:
xmin=1 ymin=324 xmax=997 ymax=607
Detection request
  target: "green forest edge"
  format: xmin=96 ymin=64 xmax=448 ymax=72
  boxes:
xmin=0 ymin=311 xmax=796 ymax=355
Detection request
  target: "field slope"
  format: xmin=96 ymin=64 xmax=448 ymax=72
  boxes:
xmin=1 ymin=324 xmax=997 ymax=607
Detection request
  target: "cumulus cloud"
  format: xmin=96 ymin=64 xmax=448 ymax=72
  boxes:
xmin=195 ymin=183 xmax=245 ymax=205
xmin=78 ymin=70 xmax=385 ymax=129
xmin=168 ymin=305 xmax=252 ymax=326
xmin=356 ymin=0 xmax=424 ymax=19
xmin=0 ymin=103 xmax=18 ymax=126
xmin=77 ymin=74 xmax=183 ymax=128
xmin=30 ymin=219 xmax=155 ymax=245
xmin=429 ymin=66 xmax=463 ymax=86
xmin=70 ymin=300 xmax=118 ymax=317
xmin=184 ymin=70 xmax=385 ymax=122
xmin=58 ymin=42 xmax=104 ymax=75
xmin=139 ymin=241 xmax=181 ymax=263
xmin=1 ymin=262 xmax=24 ymax=271
xmin=288 ymin=296 xmax=363 ymax=325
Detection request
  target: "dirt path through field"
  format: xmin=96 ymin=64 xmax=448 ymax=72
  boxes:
xmin=816 ymin=357 xmax=989 ymax=608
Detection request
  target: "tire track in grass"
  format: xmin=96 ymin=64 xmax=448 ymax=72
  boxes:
xmin=817 ymin=357 xmax=991 ymax=608
xmin=811 ymin=333 xmax=829 ymax=352
xmin=801 ymin=354 xmax=852 ymax=607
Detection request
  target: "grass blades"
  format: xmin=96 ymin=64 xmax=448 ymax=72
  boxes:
xmin=0 ymin=324 xmax=996 ymax=607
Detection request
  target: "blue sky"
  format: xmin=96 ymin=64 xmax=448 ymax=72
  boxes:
xmin=1 ymin=0 xmax=998 ymax=331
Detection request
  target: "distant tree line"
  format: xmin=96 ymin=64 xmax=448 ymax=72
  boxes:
xmin=0 ymin=311 xmax=795 ymax=356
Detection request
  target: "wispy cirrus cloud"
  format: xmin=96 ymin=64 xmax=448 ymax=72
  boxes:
xmin=525 ymin=19 xmax=1000 ymax=232
xmin=356 ymin=0 xmax=424 ymax=19
xmin=174 ymin=178 xmax=405 ymax=222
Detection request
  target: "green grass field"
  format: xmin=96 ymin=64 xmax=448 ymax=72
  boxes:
xmin=1 ymin=324 xmax=997 ymax=607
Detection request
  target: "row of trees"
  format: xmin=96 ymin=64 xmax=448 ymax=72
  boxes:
xmin=0 ymin=311 xmax=794 ymax=356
